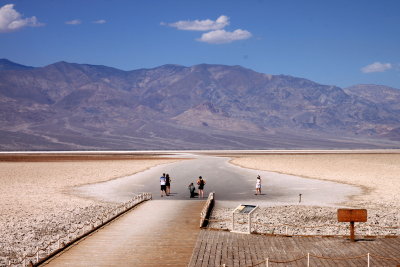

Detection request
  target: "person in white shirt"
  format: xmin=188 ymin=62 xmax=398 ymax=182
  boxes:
xmin=255 ymin=175 xmax=262 ymax=195
xmin=160 ymin=173 xmax=167 ymax=197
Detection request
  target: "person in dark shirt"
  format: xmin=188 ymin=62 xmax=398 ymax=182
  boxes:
xmin=165 ymin=173 xmax=171 ymax=196
xmin=197 ymin=176 xmax=206 ymax=198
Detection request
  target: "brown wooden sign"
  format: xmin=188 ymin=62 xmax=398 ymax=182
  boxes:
xmin=337 ymin=209 xmax=367 ymax=222
xmin=337 ymin=209 xmax=367 ymax=242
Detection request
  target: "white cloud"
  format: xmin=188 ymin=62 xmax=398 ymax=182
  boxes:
xmin=163 ymin=14 xmax=252 ymax=44
xmin=65 ymin=19 xmax=82 ymax=25
xmin=0 ymin=4 xmax=44 ymax=33
xmin=197 ymin=29 xmax=252 ymax=44
xmin=93 ymin=19 xmax=106 ymax=24
xmin=361 ymin=62 xmax=393 ymax=73
xmin=166 ymin=15 xmax=229 ymax=31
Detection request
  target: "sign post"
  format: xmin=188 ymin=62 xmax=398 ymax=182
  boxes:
xmin=337 ymin=209 xmax=367 ymax=241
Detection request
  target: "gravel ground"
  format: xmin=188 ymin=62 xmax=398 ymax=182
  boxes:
xmin=209 ymin=205 xmax=399 ymax=236
xmin=0 ymin=202 xmax=117 ymax=266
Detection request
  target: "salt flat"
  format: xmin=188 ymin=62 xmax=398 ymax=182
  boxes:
xmin=230 ymin=152 xmax=400 ymax=208
xmin=1 ymin=150 xmax=399 ymax=265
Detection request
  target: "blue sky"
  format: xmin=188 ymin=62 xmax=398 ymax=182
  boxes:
xmin=0 ymin=0 xmax=399 ymax=88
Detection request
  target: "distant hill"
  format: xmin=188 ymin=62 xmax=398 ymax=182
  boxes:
xmin=0 ymin=59 xmax=34 ymax=71
xmin=0 ymin=59 xmax=399 ymax=150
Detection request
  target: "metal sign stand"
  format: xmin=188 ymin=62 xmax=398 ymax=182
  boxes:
xmin=231 ymin=204 xmax=259 ymax=234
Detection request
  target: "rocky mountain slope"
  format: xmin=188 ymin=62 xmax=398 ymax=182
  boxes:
xmin=0 ymin=59 xmax=399 ymax=150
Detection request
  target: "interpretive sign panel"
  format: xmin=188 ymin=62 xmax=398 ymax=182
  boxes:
xmin=234 ymin=205 xmax=257 ymax=214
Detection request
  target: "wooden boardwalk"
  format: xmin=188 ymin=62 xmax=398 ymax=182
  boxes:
xmin=189 ymin=230 xmax=400 ymax=267
xmin=42 ymin=200 xmax=205 ymax=267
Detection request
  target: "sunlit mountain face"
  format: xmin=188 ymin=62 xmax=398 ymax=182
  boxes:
xmin=0 ymin=59 xmax=399 ymax=150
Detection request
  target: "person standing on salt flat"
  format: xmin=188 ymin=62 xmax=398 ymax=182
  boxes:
xmin=255 ymin=175 xmax=262 ymax=195
xmin=197 ymin=176 xmax=206 ymax=198
xmin=160 ymin=173 xmax=167 ymax=197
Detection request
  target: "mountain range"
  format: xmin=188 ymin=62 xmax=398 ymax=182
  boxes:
xmin=0 ymin=58 xmax=399 ymax=150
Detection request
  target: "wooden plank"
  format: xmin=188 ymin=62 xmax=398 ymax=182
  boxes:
xmin=200 ymin=233 xmax=211 ymax=267
xmin=275 ymin=236 xmax=289 ymax=262
xmin=195 ymin=238 xmax=206 ymax=267
xmin=221 ymin=233 xmax=228 ymax=266
xmin=247 ymin=235 xmax=259 ymax=266
xmin=226 ymin=232 xmax=234 ymax=267
xmin=288 ymin=237 xmax=303 ymax=267
xmin=367 ymin=238 xmax=400 ymax=266
xmin=232 ymin=234 xmax=240 ymax=267
xmin=237 ymin=234 xmax=246 ymax=266
xmin=243 ymin=235 xmax=253 ymax=266
xmin=309 ymin=237 xmax=333 ymax=267
xmin=379 ymin=237 xmax=400 ymax=254
xmin=255 ymin=234 xmax=267 ymax=265
xmin=213 ymin=231 xmax=222 ymax=267
xmin=207 ymin=231 xmax=216 ymax=267
xmin=317 ymin=238 xmax=338 ymax=267
xmin=188 ymin=231 xmax=204 ymax=267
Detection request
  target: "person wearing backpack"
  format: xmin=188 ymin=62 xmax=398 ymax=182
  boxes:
xmin=197 ymin=176 xmax=206 ymax=198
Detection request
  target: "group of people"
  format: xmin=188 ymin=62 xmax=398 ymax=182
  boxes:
xmin=159 ymin=173 xmax=262 ymax=197
xmin=159 ymin=173 xmax=206 ymax=198
xmin=188 ymin=176 xmax=206 ymax=198
xmin=159 ymin=173 xmax=172 ymax=197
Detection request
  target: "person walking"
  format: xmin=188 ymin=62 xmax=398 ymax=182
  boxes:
xmin=165 ymin=173 xmax=171 ymax=196
xmin=255 ymin=175 xmax=262 ymax=195
xmin=197 ymin=176 xmax=206 ymax=198
xmin=160 ymin=173 xmax=167 ymax=197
